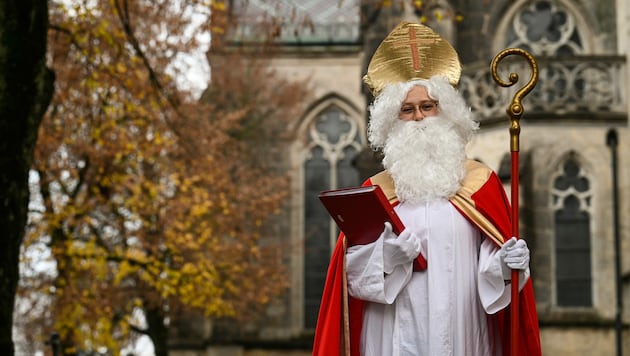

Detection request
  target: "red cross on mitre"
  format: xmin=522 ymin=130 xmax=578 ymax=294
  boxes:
xmin=392 ymin=26 xmax=438 ymax=72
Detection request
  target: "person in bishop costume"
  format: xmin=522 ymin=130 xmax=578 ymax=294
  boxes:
xmin=312 ymin=22 xmax=542 ymax=356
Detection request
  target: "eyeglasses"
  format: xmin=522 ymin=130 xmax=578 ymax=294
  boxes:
xmin=399 ymin=100 xmax=439 ymax=119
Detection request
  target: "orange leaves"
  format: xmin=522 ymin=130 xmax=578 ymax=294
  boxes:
xmin=19 ymin=0 xmax=312 ymax=353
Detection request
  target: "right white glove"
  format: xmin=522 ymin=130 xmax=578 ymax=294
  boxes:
xmin=382 ymin=222 xmax=422 ymax=274
xmin=500 ymin=237 xmax=530 ymax=280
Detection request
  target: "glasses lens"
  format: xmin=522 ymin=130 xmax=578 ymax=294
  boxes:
xmin=421 ymin=102 xmax=436 ymax=113
xmin=399 ymin=101 xmax=438 ymax=117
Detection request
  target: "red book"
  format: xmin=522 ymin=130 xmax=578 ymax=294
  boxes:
xmin=318 ymin=185 xmax=427 ymax=270
xmin=318 ymin=185 xmax=404 ymax=246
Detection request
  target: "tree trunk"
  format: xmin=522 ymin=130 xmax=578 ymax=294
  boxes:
xmin=0 ymin=1 xmax=54 ymax=355
xmin=145 ymin=305 xmax=170 ymax=356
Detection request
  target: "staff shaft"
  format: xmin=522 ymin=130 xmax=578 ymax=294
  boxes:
xmin=491 ymin=47 xmax=538 ymax=356
xmin=511 ymin=151 xmax=520 ymax=356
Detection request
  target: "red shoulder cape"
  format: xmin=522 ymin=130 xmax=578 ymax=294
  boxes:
xmin=312 ymin=160 xmax=541 ymax=356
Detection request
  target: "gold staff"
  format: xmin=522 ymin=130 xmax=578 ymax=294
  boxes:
xmin=490 ymin=48 xmax=538 ymax=356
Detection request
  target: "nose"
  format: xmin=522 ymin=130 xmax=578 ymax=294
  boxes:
xmin=412 ymin=107 xmax=425 ymax=121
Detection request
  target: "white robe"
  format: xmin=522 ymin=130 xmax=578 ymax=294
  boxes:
xmin=346 ymin=199 xmax=529 ymax=356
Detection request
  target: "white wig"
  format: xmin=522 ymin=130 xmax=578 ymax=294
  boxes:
xmin=367 ymin=75 xmax=479 ymax=149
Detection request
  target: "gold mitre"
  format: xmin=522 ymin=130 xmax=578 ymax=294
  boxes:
xmin=363 ymin=22 xmax=462 ymax=96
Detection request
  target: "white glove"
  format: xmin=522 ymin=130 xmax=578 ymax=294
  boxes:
xmin=500 ymin=237 xmax=530 ymax=280
xmin=382 ymin=222 xmax=422 ymax=274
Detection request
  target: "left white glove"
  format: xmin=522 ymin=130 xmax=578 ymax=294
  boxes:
xmin=500 ymin=237 xmax=530 ymax=279
xmin=382 ymin=222 xmax=422 ymax=274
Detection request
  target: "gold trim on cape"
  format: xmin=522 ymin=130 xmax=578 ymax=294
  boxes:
xmin=368 ymin=160 xmax=505 ymax=246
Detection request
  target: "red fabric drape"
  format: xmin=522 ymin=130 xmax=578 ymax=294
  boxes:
xmin=312 ymin=167 xmax=541 ymax=356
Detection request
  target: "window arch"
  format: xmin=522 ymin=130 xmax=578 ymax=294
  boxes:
xmin=297 ymin=99 xmax=365 ymax=329
xmin=494 ymin=0 xmax=593 ymax=56
xmin=551 ymin=153 xmax=593 ymax=307
xmin=507 ymin=0 xmax=584 ymax=55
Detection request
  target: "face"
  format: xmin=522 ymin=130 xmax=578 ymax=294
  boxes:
xmin=398 ymin=85 xmax=439 ymax=121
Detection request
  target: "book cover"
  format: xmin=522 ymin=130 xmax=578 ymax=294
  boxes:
xmin=318 ymin=185 xmax=427 ymax=270
xmin=318 ymin=185 xmax=404 ymax=246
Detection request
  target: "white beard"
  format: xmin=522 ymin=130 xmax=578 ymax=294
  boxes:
xmin=382 ymin=116 xmax=467 ymax=204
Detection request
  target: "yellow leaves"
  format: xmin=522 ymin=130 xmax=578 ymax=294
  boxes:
xmin=84 ymin=76 xmax=100 ymax=91
xmin=152 ymin=131 xmax=163 ymax=145
xmin=24 ymin=1 xmax=304 ymax=351
xmin=190 ymin=203 xmax=209 ymax=217
xmin=113 ymin=260 xmax=139 ymax=285
xmin=219 ymin=192 xmax=230 ymax=215
xmin=116 ymin=62 xmax=127 ymax=74
xmin=92 ymin=127 xmax=102 ymax=144
xmin=211 ymin=0 xmax=226 ymax=10
xmin=134 ymin=68 xmax=149 ymax=83
xmin=93 ymin=316 xmax=118 ymax=351
xmin=180 ymin=262 xmax=196 ymax=275
xmin=124 ymin=142 xmax=136 ymax=152
xmin=211 ymin=26 xmax=225 ymax=35
xmin=249 ymin=245 xmax=260 ymax=258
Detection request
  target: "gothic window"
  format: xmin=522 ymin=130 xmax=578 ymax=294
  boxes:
xmin=488 ymin=0 xmax=622 ymax=116
xmin=506 ymin=0 xmax=584 ymax=56
xmin=551 ymin=154 xmax=592 ymax=307
xmin=303 ymin=105 xmax=363 ymax=328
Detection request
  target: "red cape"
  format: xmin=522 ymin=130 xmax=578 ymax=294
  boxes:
xmin=312 ymin=160 xmax=541 ymax=356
